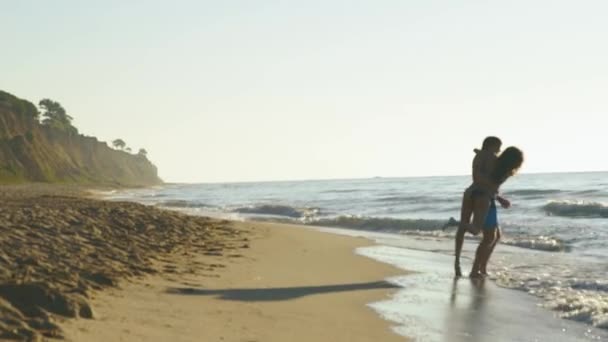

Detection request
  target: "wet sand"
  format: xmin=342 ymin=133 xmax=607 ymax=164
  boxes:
xmin=355 ymin=237 xmax=608 ymax=342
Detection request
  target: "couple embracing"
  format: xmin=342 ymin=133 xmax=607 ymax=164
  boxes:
xmin=448 ymin=137 xmax=524 ymax=278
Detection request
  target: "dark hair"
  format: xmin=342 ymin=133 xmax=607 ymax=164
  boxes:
xmin=491 ymin=146 xmax=524 ymax=185
xmin=482 ymin=136 xmax=502 ymax=150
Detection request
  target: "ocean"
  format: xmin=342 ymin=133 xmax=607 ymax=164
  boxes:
xmin=106 ymin=172 xmax=608 ymax=340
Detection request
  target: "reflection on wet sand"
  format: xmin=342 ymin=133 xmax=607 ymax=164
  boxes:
xmin=447 ymin=278 xmax=491 ymax=342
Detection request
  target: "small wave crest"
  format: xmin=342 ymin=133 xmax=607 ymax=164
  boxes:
xmin=374 ymin=195 xmax=427 ymax=203
xmin=151 ymin=193 xmax=168 ymax=198
xmin=374 ymin=195 xmax=455 ymax=204
xmin=320 ymin=189 xmax=362 ymax=194
xmin=543 ymin=201 xmax=608 ymax=218
xmin=308 ymin=215 xmax=446 ymax=232
xmin=157 ymin=200 xmax=214 ymax=208
xmin=571 ymin=189 xmax=602 ymax=195
xmin=232 ymin=205 xmax=320 ymax=220
xmin=502 ymin=235 xmax=568 ymax=252
xmin=507 ymin=189 xmax=562 ymax=196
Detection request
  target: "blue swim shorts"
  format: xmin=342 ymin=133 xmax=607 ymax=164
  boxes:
xmin=483 ymin=199 xmax=498 ymax=230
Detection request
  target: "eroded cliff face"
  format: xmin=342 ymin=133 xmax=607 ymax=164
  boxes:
xmin=0 ymin=92 xmax=162 ymax=186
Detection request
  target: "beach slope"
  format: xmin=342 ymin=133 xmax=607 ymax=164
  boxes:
xmin=63 ymin=222 xmax=407 ymax=342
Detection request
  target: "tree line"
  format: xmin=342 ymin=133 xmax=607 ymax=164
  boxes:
xmin=0 ymin=91 xmax=149 ymax=158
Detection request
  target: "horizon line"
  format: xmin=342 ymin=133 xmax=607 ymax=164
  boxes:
xmin=162 ymin=169 xmax=608 ymax=186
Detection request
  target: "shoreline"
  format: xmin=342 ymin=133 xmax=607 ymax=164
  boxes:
xmin=91 ymin=186 xmax=608 ymax=340
xmin=4 ymin=184 xmax=606 ymax=340
xmin=62 ymin=221 xmax=409 ymax=341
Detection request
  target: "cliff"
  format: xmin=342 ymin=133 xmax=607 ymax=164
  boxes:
xmin=0 ymin=91 xmax=162 ymax=186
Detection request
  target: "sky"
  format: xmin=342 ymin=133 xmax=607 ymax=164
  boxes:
xmin=2 ymin=1 xmax=608 ymax=183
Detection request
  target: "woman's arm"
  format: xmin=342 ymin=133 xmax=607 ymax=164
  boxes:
xmin=496 ymin=195 xmax=511 ymax=209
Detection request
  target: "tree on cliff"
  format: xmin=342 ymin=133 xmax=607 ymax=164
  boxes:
xmin=112 ymin=139 xmax=126 ymax=150
xmin=0 ymin=90 xmax=39 ymax=120
xmin=138 ymin=148 xmax=148 ymax=158
xmin=39 ymin=99 xmax=77 ymax=134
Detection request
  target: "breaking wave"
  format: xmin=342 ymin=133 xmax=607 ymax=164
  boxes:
xmin=543 ymin=201 xmax=608 ymax=218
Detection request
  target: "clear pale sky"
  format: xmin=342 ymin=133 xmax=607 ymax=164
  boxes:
xmin=2 ymin=1 xmax=607 ymax=183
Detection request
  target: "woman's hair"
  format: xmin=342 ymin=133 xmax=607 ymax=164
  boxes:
xmin=482 ymin=136 xmax=502 ymax=150
xmin=491 ymin=146 xmax=524 ymax=184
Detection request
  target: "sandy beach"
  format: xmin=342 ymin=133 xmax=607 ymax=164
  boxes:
xmin=0 ymin=185 xmax=407 ymax=341
xmin=4 ymin=185 xmax=608 ymax=342
xmin=3 ymin=186 xmax=608 ymax=341
xmin=62 ymin=221 xmax=407 ymax=341
xmin=0 ymin=185 xmax=247 ymax=341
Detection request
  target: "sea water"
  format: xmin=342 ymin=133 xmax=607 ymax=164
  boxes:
xmin=107 ymin=172 xmax=608 ymax=340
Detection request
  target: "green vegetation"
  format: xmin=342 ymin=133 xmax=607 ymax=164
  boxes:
xmin=112 ymin=139 xmax=126 ymax=150
xmin=138 ymin=148 xmax=148 ymax=158
xmin=39 ymin=98 xmax=78 ymax=135
xmin=0 ymin=90 xmax=161 ymax=185
xmin=0 ymin=90 xmax=39 ymax=120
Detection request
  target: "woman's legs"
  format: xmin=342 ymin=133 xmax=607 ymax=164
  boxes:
xmin=470 ymin=228 xmax=497 ymax=277
xmin=454 ymin=189 xmax=474 ymax=277
xmin=455 ymin=190 xmax=493 ymax=277
xmin=480 ymin=227 xmax=501 ymax=275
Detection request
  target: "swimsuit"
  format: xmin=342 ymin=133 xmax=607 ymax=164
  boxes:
xmin=464 ymin=184 xmax=499 ymax=230
xmin=466 ymin=183 xmax=494 ymax=200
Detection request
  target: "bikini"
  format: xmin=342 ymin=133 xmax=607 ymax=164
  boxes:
xmin=463 ymin=184 xmax=498 ymax=230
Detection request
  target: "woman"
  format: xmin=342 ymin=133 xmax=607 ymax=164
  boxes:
xmin=454 ymin=146 xmax=524 ymax=277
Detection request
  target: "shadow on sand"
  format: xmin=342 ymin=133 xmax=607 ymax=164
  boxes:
xmin=166 ymin=280 xmax=399 ymax=302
